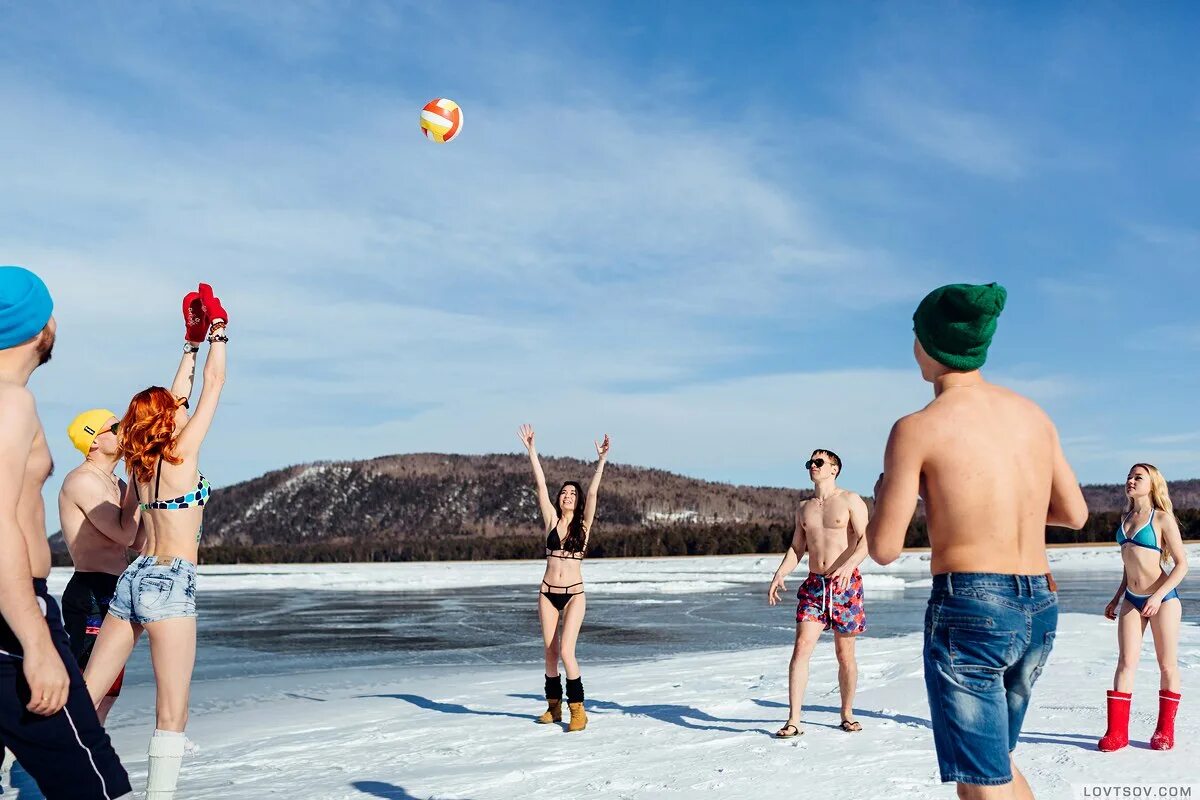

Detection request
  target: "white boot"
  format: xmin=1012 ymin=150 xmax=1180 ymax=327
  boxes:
xmin=147 ymin=730 xmax=185 ymax=800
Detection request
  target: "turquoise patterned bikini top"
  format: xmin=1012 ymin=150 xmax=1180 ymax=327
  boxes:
xmin=138 ymin=458 xmax=212 ymax=541
xmin=1116 ymin=509 xmax=1160 ymax=553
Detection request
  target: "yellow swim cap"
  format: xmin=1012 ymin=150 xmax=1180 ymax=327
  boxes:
xmin=68 ymin=409 xmax=118 ymax=456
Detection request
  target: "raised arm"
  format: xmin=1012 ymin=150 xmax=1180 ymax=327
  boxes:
xmin=64 ymin=473 xmax=140 ymax=547
xmin=173 ymin=287 xmax=209 ymax=400
xmin=0 ymin=387 xmax=69 ymax=715
xmin=518 ymin=424 xmax=556 ymax=530
xmin=169 ymin=349 xmax=199 ymax=402
xmin=582 ymin=434 xmax=610 ymax=533
xmin=768 ymin=509 xmax=806 ymax=605
xmin=174 ymin=286 xmax=228 ymax=458
xmin=867 ymin=415 xmax=924 ymax=565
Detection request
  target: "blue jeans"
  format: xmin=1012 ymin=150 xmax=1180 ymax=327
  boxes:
xmin=924 ymin=573 xmax=1057 ymax=785
xmin=108 ymin=556 xmax=197 ymax=624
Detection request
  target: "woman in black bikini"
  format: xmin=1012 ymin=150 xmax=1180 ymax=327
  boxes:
xmin=518 ymin=423 xmax=609 ymax=733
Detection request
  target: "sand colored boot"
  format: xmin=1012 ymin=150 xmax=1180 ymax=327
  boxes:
xmin=1098 ymin=690 xmax=1132 ymax=752
xmin=565 ymin=676 xmax=587 ymax=731
xmin=567 ymin=702 xmax=588 ymax=732
xmin=537 ymin=699 xmax=562 ymax=724
xmin=537 ymin=675 xmax=563 ymax=723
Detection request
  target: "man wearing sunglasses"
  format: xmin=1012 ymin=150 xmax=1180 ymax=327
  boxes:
xmin=768 ymin=448 xmax=870 ymax=738
xmin=58 ymin=409 xmax=142 ymax=724
xmin=867 ymin=283 xmax=1088 ymax=799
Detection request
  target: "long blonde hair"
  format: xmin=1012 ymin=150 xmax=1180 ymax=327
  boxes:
xmin=1126 ymin=463 xmax=1175 ymax=563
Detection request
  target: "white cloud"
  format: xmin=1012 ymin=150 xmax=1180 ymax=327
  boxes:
xmin=0 ymin=10 xmax=933 ymax=530
xmin=858 ymin=79 xmax=1029 ymax=180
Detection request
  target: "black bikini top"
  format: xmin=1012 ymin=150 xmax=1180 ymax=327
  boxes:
xmin=545 ymin=518 xmax=587 ymax=560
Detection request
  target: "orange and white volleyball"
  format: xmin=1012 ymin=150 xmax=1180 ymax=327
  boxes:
xmin=419 ymin=98 xmax=463 ymax=143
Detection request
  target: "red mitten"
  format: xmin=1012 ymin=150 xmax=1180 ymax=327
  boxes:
xmin=183 ymin=290 xmax=210 ymax=343
xmin=198 ymin=283 xmax=228 ymax=324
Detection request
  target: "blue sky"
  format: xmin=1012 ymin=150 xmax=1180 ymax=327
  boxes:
xmin=2 ymin=2 xmax=1198 ymax=530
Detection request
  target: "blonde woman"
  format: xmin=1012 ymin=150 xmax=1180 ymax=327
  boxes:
xmin=1098 ymin=463 xmax=1189 ymax=752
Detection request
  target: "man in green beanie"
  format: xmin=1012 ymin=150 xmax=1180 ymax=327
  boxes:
xmin=866 ymin=282 xmax=1088 ymax=799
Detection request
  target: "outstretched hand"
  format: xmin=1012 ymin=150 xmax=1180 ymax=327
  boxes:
xmin=518 ymin=424 xmax=536 ymax=452
xmin=199 ymin=283 xmax=228 ymax=324
xmin=1104 ymin=599 xmax=1120 ymax=620
xmin=183 ymin=290 xmax=210 ymax=343
xmin=768 ymin=576 xmax=786 ymax=606
xmin=595 ymin=433 xmax=610 ymax=461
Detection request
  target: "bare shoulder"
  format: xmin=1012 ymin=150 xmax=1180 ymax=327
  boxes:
xmin=0 ymin=384 xmax=37 ymax=446
xmin=1006 ymin=388 xmax=1060 ymax=442
xmin=61 ymin=466 xmax=102 ymax=500
xmin=993 ymin=383 xmax=1053 ymax=418
xmin=840 ymin=490 xmax=867 ymax=509
xmin=0 ymin=383 xmax=36 ymax=414
xmin=890 ymin=409 xmax=929 ymax=439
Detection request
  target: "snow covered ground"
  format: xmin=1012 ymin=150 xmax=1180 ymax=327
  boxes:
xmin=45 ymin=612 xmax=1192 ymax=799
xmin=8 ymin=546 xmax=1194 ymax=798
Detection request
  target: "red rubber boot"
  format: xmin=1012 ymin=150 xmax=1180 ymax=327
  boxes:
xmin=1150 ymin=690 xmax=1181 ymax=751
xmin=1098 ymin=690 xmax=1132 ymax=752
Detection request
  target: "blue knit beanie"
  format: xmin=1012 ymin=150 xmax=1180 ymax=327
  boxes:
xmin=0 ymin=267 xmax=53 ymax=349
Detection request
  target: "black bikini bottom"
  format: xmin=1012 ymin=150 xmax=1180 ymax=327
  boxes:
xmin=541 ymin=581 xmax=583 ymax=611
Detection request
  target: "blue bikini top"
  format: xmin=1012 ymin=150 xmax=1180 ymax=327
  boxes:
xmin=1116 ymin=509 xmax=1160 ymax=553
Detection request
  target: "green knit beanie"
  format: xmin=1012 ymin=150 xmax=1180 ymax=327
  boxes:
xmin=912 ymin=282 xmax=1007 ymax=371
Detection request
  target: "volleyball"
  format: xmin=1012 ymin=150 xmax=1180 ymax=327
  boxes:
xmin=420 ymin=98 xmax=463 ymax=143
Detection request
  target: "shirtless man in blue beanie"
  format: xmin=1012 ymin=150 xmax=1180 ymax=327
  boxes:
xmin=0 ymin=266 xmax=131 ymax=799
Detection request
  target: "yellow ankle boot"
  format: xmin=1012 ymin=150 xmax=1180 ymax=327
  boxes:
xmin=537 ymin=699 xmax=562 ymax=724
xmin=567 ymin=702 xmax=587 ymax=732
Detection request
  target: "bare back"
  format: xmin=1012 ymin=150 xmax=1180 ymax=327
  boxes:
xmin=910 ymin=384 xmax=1057 ymax=575
xmin=797 ymin=491 xmax=859 ymax=573
xmin=136 ymin=455 xmax=206 ymax=564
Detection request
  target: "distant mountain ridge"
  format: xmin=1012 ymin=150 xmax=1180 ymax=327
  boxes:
xmin=49 ymin=454 xmax=1199 ymax=564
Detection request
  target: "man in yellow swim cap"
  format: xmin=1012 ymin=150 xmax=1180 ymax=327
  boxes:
xmin=58 ymin=409 xmax=142 ymax=724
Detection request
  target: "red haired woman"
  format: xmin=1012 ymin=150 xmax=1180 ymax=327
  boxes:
xmin=83 ymin=284 xmax=228 ymax=800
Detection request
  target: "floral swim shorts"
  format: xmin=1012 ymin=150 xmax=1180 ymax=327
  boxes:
xmin=796 ymin=569 xmax=866 ymax=635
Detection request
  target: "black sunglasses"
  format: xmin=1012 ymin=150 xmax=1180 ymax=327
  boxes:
xmin=104 ymin=422 xmax=119 ymax=435
xmin=805 ymin=458 xmax=826 ymax=470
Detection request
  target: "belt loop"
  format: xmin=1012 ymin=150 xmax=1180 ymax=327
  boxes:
xmin=947 ymin=574 xmax=954 ymax=595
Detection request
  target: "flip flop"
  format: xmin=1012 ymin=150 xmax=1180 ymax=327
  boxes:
xmin=775 ymin=723 xmax=803 ymax=738
xmin=839 ymin=719 xmax=862 ymax=732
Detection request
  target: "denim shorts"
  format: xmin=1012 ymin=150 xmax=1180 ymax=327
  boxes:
xmin=924 ymin=573 xmax=1057 ymax=786
xmin=108 ymin=556 xmax=197 ymax=624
